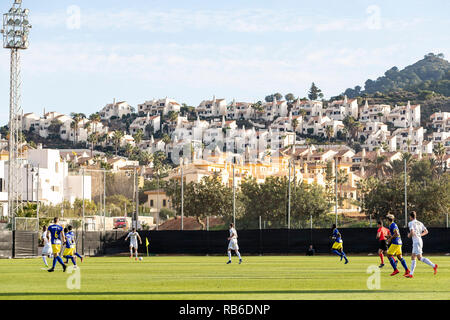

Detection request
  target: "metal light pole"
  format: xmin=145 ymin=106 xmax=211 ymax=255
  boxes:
xmin=36 ymin=164 xmax=39 ymax=221
xmin=26 ymin=164 xmax=29 ymax=202
xmin=135 ymin=167 xmax=139 ymax=229
xmin=404 ymin=157 xmax=407 ymax=227
xmin=335 ymin=158 xmax=338 ymax=226
xmin=156 ymin=171 xmax=160 ymax=231
xmin=181 ymin=158 xmax=184 ymax=231
xmin=60 ymin=162 xmax=64 ymax=219
xmin=2 ymin=0 xmax=32 ymax=230
xmin=287 ymin=160 xmax=291 ymax=229
xmin=232 ymin=163 xmax=236 ymax=226
xmin=30 ymin=166 xmax=34 ymax=202
xmin=103 ymin=168 xmax=106 ymax=232
xmin=82 ymin=168 xmax=85 ymax=255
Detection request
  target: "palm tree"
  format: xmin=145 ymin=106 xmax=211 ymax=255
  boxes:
xmin=352 ymin=121 xmax=362 ymax=142
xmin=70 ymin=113 xmax=86 ymax=145
xmin=325 ymin=125 xmax=334 ymax=142
xmin=70 ymin=121 xmax=77 ymax=145
xmin=406 ymin=139 xmax=412 ymax=153
xmin=343 ymin=116 xmax=362 ymax=142
xmin=336 ymin=169 xmax=349 ymax=206
xmin=428 ymin=157 xmax=440 ymax=179
xmin=48 ymin=119 xmax=62 ymax=139
xmin=251 ymin=101 xmax=264 ymax=113
xmin=112 ymin=131 xmax=124 ymax=156
xmin=139 ymin=151 xmax=153 ymax=165
xmin=98 ymin=133 xmax=108 ymax=148
xmin=133 ymin=129 xmax=144 ymax=146
xmin=89 ymin=113 xmax=101 ymax=134
xmin=84 ymin=122 xmax=92 ymax=147
xmin=388 ymin=159 xmax=404 ymax=177
xmin=145 ymin=124 xmax=154 ymax=138
xmin=87 ymin=132 xmax=99 ymax=157
xmin=291 ymin=118 xmax=299 ymax=133
xmin=381 ymin=141 xmax=389 ymax=152
xmin=162 ymin=133 xmax=171 ymax=155
xmin=433 ymin=142 xmax=446 ymax=175
xmin=401 ymin=152 xmax=414 ymax=168
xmin=298 ymin=108 xmax=307 ymax=118
xmin=125 ymin=143 xmax=134 ymax=158
xmin=366 ymin=155 xmax=388 ymax=178
xmin=168 ymin=111 xmax=179 ymax=123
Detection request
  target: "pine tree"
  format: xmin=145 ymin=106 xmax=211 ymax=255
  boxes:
xmin=308 ymin=83 xmax=324 ymax=100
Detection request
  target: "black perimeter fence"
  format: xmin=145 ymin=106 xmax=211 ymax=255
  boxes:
xmin=1 ymin=228 xmax=449 ymax=258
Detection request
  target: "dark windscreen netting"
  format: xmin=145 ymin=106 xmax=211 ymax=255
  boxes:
xmin=8 ymin=228 xmax=449 ymax=257
xmin=14 ymin=231 xmax=38 ymax=257
xmin=0 ymin=231 xmax=13 ymax=258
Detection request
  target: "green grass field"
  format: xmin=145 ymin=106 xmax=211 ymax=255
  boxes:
xmin=0 ymin=256 xmax=449 ymax=300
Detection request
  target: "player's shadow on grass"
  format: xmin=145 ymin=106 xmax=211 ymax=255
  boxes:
xmin=0 ymin=289 xmax=400 ymax=297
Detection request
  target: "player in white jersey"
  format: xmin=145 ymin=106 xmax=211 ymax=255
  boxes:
xmin=41 ymin=225 xmax=52 ymax=267
xmin=226 ymin=223 xmax=242 ymax=264
xmin=405 ymin=211 xmax=438 ymax=278
xmin=125 ymin=227 xmax=142 ymax=261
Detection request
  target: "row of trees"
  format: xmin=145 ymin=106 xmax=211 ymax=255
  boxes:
xmin=264 ymin=83 xmax=325 ymax=103
xmin=164 ymin=175 xmax=331 ymax=229
xmin=358 ymin=154 xmax=449 ymax=226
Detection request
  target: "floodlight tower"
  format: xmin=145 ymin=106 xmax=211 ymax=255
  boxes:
xmin=1 ymin=0 xmax=31 ymax=229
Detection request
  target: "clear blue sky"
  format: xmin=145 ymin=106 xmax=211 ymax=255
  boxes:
xmin=0 ymin=0 xmax=449 ymax=125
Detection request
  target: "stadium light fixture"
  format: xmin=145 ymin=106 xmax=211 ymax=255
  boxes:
xmin=2 ymin=0 xmax=31 ymax=230
xmin=2 ymin=0 xmax=32 ymax=49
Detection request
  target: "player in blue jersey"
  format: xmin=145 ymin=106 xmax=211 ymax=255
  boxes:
xmin=330 ymin=224 xmax=348 ymax=264
xmin=63 ymin=227 xmax=77 ymax=267
xmin=65 ymin=225 xmax=83 ymax=263
xmin=46 ymin=217 xmax=67 ymax=272
xmin=385 ymin=214 xmax=410 ymax=277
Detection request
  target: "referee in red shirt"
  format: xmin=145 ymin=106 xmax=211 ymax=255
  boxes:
xmin=376 ymin=220 xmax=395 ymax=268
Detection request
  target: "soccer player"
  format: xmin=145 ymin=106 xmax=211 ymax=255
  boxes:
xmin=41 ymin=225 xmax=52 ymax=268
xmin=66 ymin=225 xmax=83 ymax=263
xmin=330 ymin=224 xmax=348 ymax=264
xmin=227 ymin=223 xmax=242 ymax=264
xmin=46 ymin=217 xmax=67 ymax=272
xmin=125 ymin=227 xmax=142 ymax=260
xmin=385 ymin=214 xmax=409 ymax=276
xmin=404 ymin=211 xmax=438 ymax=278
xmin=63 ymin=227 xmax=77 ymax=268
xmin=376 ymin=220 xmax=394 ymax=268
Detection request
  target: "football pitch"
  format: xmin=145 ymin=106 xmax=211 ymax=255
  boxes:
xmin=0 ymin=256 xmax=449 ymax=300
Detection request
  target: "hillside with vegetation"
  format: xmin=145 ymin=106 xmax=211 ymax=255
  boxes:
xmin=339 ymin=53 xmax=450 ymax=124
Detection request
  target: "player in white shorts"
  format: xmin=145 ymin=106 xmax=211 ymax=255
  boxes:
xmin=405 ymin=211 xmax=438 ymax=278
xmin=41 ymin=225 xmax=52 ymax=267
xmin=125 ymin=227 xmax=142 ymax=261
xmin=226 ymin=223 xmax=242 ymax=264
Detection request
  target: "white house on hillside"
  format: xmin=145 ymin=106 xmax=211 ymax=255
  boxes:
xmin=197 ymin=96 xmax=227 ymax=118
xmin=138 ymin=98 xmax=181 ymax=116
xmin=99 ymin=100 xmax=132 ymax=120
xmin=387 ymin=102 xmax=421 ymax=128
xmin=325 ymin=96 xmax=358 ymax=121
xmin=129 ymin=114 xmax=161 ymax=135
xmin=359 ymin=101 xmax=391 ymax=123
xmin=291 ymin=99 xmax=323 ymax=118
